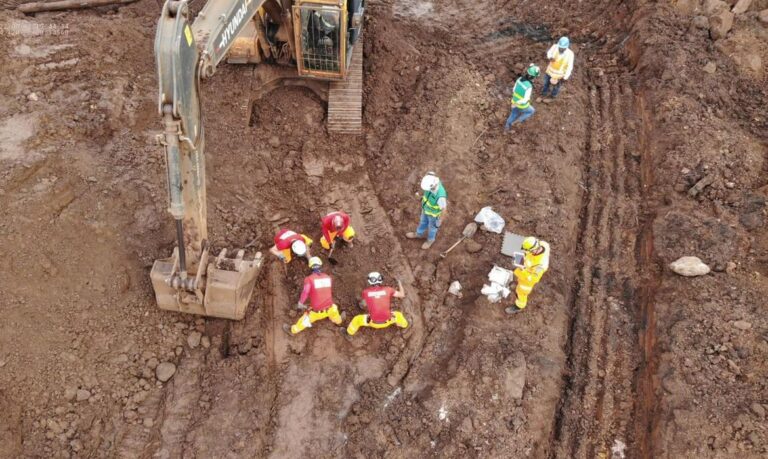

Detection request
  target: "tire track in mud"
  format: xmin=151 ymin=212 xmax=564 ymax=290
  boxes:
xmin=550 ymin=74 xmax=643 ymax=458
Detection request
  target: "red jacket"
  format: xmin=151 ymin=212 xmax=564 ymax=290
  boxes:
xmin=299 ymin=273 xmax=334 ymax=311
xmin=274 ymin=228 xmax=304 ymax=250
xmin=362 ymin=286 xmax=395 ymax=323
xmin=321 ymin=211 xmax=350 ymax=242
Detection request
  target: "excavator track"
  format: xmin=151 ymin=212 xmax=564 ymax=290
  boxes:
xmin=327 ymin=45 xmax=363 ymax=134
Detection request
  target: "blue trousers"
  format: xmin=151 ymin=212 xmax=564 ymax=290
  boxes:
xmin=541 ymin=74 xmax=563 ymax=97
xmin=416 ymin=212 xmax=440 ymax=241
xmin=504 ymin=106 xmax=535 ymax=130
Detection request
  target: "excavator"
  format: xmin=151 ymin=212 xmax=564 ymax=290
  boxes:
xmin=149 ymin=0 xmax=365 ymax=319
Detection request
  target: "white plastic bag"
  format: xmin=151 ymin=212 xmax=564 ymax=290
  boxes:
xmin=448 ymin=281 xmax=463 ymax=297
xmin=474 ymin=206 xmax=506 ymax=234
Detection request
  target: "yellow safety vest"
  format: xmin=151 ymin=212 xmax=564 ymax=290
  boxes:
xmin=546 ymin=51 xmax=569 ymax=79
xmin=523 ymin=241 xmax=550 ymax=282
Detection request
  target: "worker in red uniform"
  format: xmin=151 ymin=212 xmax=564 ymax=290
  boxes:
xmin=269 ymin=228 xmax=313 ymax=263
xmin=320 ymin=210 xmax=356 ymax=250
xmin=284 ymin=257 xmax=344 ymax=335
xmin=346 ymin=272 xmax=409 ymax=336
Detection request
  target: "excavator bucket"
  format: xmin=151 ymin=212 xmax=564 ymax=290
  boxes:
xmin=150 ymin=248 xmax=263 ymax=320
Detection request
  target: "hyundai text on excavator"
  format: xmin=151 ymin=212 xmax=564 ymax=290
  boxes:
xmin=149 ymin=0 xmax=365 ymax=319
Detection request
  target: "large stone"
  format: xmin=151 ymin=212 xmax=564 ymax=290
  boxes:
xmin=155 ymin=362 xmax=176 ymax=382
xmin=732 ymin=320 xmax=752 ymax=330
xmin=75 ymin=389 xmax=91 ymax=402
xmin=693 ymin=15 xmax=711 ymax=28
xmin=703 ymin=61 xmax=717 ymax=73
xmin=187 ymin=331 xmax=202 ymax=349
xmin=760 ymin=9 xmax=768 ymax=23
xmin=709 ymin=10 xmax=734 ymax=40
xmin=669 ymin=256 xmax=710 ymax=276
xmin=731 ymin=0 xmax=752 ymax=13
xmin=504 ymin=353 xmax=526 ymax=400
xmin=675 ymin=0 xmax=700 ymax=14
xmin=704 ymin=0 xmax=729 ymax=14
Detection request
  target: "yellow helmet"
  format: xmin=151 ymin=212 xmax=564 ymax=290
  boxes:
xmin=521 ymin=236 xmax=540 ymax=251
xmin=308 ymin=256 xmax=323 ymax=269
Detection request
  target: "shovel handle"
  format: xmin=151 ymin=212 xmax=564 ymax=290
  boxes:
xmin=440 ymin=236 xmax=466 ymax=258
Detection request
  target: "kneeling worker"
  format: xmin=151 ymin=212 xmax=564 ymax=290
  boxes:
xmin=506 ymin=236 xmax=550 ymax=314
xmin=320 ymin=210 xmax=355 ymax=250
xmin=284 ymin=257 xmax=343 ymax=335
xmin=347 ymin=272 xmax=409 ymax=336
xmin=269 ymin=228 xmax=313 ymax=263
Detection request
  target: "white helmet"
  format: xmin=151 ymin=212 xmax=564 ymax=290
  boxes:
xmin=420 ymin=172 xmax=440 ymax=192
xmin=291 ymin=240 xmax=307 ymax=257
xmin=367 ymin=271 xmax=383 ymax=285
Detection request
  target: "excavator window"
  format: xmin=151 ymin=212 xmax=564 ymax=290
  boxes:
xmin=298 ymin=6 xmax=342 ymax=74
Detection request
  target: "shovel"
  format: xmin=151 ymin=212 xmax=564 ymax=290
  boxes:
xmin=440 ymin=222 xmax=479 ymax=258
xmin=327 ymin=241 xmax=338 ymax=265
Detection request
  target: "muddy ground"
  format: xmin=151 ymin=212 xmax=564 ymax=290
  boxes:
xmin=0 ymin=0 xmax=767 ymax=458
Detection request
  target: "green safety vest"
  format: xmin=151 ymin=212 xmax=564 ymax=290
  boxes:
xmin=511 ymin=78 xmax=532 ymax=109
xmin=422 ymin=184 xmax=447 ymax=217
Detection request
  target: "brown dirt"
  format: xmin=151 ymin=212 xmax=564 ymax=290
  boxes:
xmin=0 ymin=0 xmax=767 ymax=458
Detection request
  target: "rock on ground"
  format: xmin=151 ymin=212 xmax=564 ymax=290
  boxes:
xmin=155 ymin=362 xmax=176 ymax=382
xmin=709 ymin=10 xmax=734 ymax=40
xmin=731 ymin=0 xmax=752 ymax=14
xmin=732 ymin=320 xmax=752 ymax=330
xmin=505 ymin=352 xmax=527 ymax=400
xmin=187 ymin=331 xmax=202 ymax=349
xmin=669 ymin=256 xmax=711 ymax=276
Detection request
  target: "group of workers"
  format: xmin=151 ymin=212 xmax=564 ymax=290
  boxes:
xmin=270 ymin=211 xmax=410 ymax=337
xmin=505 ymin=36 xmax=575 ymax=130
xmin=270 ymin=169 xmax=550 ymax=337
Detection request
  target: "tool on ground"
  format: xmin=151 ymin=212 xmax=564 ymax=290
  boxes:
xmin=327 ymin=241 xmax=338 ymax=265
xmin=150 ymin=0 xmax=367 ymax=319
xmin=440 ymin=222 xmax=479 ymax=258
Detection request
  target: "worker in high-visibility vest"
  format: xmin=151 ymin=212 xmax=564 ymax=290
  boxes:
xmin=406 ymin=172 xmax=447 ymax=250
xmin=346 ymin=272 xmax=409 ymax=336
xmin=506 ymin=236 xmax=550 ymax=314
xmin=284 ymin=257 xmax=344 ymax=335
xmin=542 ymin=36 xmax=575 ymax=99
xmin=504 ymin=64 xmax=540 ymax=131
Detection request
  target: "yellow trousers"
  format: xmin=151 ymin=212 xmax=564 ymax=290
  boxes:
xmin=346 ymin=311 xmax=408 ymax=336
xmin=290 ymin=304 xmax=342 ymax=334
xmin=320 ymin=227 xmax=355 ymax=250
xmin=514 ymin=269 xmax=540 ymax=309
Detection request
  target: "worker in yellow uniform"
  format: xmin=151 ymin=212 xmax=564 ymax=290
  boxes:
xmin=541 ymin=36 xmax=574 ymax=100
xmin=346 ymin=272 xmax=409 ymax=336
xmin=283 ymin=257 xmax=344 ymax=335
xmin=506 ymin=236 xmax=550 ymax=314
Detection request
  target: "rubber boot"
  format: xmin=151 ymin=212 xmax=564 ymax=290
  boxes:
xmin=406 ymin=232 xmax=423 ymax=239
xmin=421 ymin=240 xmax=434 ymax=250
xmin=282 ymin=324 xmax=293 ymax=335
xmin=505 ymin=306 xmax=523 ymax=315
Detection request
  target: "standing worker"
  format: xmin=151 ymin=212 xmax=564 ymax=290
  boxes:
xmin=346 ymin=272 xmax=409 ymax=336
xmin=320 ymin=210 xmax=356 ymax=251
xmin=269 ymin=228 xmax=313 ymax=263
xmin=284 ymin=257 xmax=344 ymax=335
xmin=504 ymin=64 xmax=541 ymax=130
xmin=406 ymin=172 xmax=447 ymax=250
xmin=506 ymin=236 xmax=550 ymax=314
xmin=541 ymin=36 xmax=574 ymax=100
